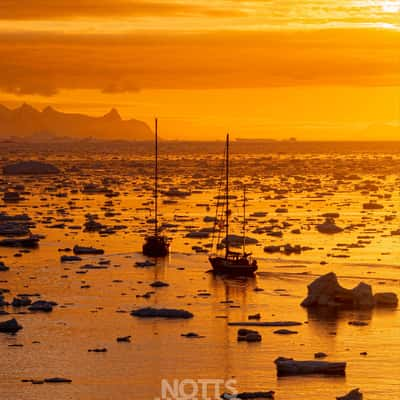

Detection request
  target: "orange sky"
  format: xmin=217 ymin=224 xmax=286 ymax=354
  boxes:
xmin=0 ymin=0 xmax=399 ymax=139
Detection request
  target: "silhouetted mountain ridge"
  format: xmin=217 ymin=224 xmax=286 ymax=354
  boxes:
xmin=0 ymin=103 xmax=152 ymax=140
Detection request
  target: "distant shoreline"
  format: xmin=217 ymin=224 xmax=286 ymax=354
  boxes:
xmin=3 ymin=139 xmax=400 ymax=155
xmin=3 ymin=138 xmax=400 ymax=143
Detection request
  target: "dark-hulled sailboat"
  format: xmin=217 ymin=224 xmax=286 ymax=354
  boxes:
xmin=209 ymin=134 xmax=258 ymax=275
xmin=142 ymin=118 xmax=170 ymax=257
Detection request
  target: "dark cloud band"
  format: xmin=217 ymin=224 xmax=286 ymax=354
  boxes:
xmin=0 ymin=29 xmax=398 ymax=95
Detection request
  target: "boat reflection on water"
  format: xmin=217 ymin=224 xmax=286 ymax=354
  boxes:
xmin=209 ymin=272 xmax=257 ymax=308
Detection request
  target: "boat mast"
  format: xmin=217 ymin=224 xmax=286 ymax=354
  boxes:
xmin=225 ymin=133 xmax=229 ymax=259
xmin=243 ymin=184 xmax=246 ymax=255
xmin=154 ymin=118 xmax=158 ymax=237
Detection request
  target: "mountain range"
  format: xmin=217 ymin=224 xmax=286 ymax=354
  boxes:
xmin=0 ymin=104 xmax=152 ymax=141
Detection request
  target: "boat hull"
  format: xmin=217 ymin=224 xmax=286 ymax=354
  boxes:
xmin=142 ymin=236 xmax=169 ymax=258
xmin=209 ymin=256 xmax=257 ymax=276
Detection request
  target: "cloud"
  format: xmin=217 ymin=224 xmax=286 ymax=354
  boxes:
xmin=0 ymin=28 xmax=398 ymax=96
xmin=0 ymin=0 xmax=246 ymax=19
xmin=1 ymin=1 xmax=399 ymax=36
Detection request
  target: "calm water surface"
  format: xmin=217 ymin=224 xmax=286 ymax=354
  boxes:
xmin=0 ymin=150 xmax=399 ymax=399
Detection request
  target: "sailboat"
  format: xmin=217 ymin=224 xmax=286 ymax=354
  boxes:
xmin=142 ymin=118 xmax=170 ymax=257
xmin=209 ymin=133 xmax=258 ymax=275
